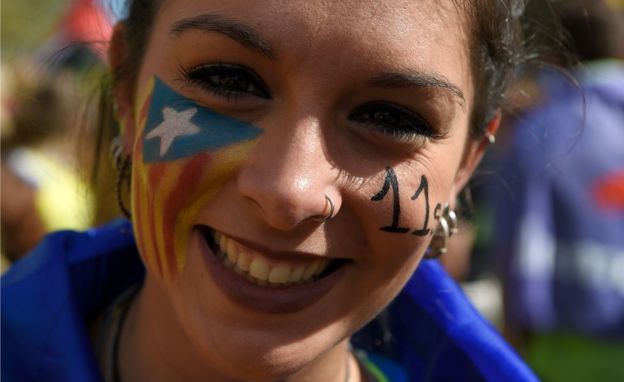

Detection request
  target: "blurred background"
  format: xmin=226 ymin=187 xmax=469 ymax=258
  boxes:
xmin=1 ymin=0 xmax=122 ymax=270
xmin=1 ymin=0 xmax=623 ymax=381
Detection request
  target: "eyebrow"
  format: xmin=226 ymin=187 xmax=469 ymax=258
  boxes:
xmin=171 ymin=15 xmax=464 ymax=107
xmin=368 ymin=71 xmax=465 ymax=108
xmin=170 ymin=14 xmax=275 ymax=59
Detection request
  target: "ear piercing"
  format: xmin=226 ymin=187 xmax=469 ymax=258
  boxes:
xmin=425 ymin=204 xmax=458 ymax=259
xmin=111 ymin=136 xmax=132 ymax=219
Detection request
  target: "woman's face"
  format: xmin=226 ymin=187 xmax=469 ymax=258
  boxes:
xmin=118 ymin=0 xmax=482 ymax=379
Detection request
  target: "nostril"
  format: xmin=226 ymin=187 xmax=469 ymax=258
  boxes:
xmin=235 ymin=140 xmax=340 ymax=230
xmin=263 ymin=201 xmax=313 ymax=231
xmin=241 ymin=193 xmax=303 ymax=231
xmin=238 ymin=180 xmax=335 ymax=231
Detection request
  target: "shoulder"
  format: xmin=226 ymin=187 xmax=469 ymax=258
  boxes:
xmin=390 ymin=261 xmax=538 ymax=381
xmin=1 ymin=220 xmax=144 ymax=382
xmin=354 ymin=262 xmax=537 ymax=381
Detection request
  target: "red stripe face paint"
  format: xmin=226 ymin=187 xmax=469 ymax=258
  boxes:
xmin=130 ymin=77 xmax=262 ymax=278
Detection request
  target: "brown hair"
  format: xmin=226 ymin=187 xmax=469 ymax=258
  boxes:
xmin=95 ymin=0 xmax=565 ymax=181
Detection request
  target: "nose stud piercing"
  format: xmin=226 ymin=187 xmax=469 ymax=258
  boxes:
xmin=312 ymin=195 xmax=335 ymax=222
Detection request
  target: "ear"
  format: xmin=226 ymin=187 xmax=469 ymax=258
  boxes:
xmin=450 ymin=113 xmax=501 ymax=198
xmin=108 ymin=22 xmax=136 ymax=156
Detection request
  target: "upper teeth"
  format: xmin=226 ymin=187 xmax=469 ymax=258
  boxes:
xmin=214 ymin=232 xmax=330 ymax=286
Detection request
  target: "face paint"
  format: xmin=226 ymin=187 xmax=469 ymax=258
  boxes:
xmin=142 ymin=78 xmax=261 ymax=162
xmin=131 ymin=77 xmax=262 ymax=278
xmin=410 ymin=175 xmax=431 ymax=236
xmin=371 ymin=167 xmax=410 ymax=233
xmin=371 ymin=166 xmax=441 ymax=237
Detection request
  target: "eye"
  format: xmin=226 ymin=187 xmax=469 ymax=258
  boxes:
xmin=348 ymin=101 xmax=439 ymax=143
xmin=179 ymin=63 xmax=271 ymax=100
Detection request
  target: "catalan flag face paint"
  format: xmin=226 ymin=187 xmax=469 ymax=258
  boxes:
xmin=130 ymin=77 xmax=261 ymax=278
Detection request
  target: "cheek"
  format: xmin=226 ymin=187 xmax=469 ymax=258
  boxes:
xmin=129 ymin=77 xmax=261 ymax=279
xmin=351 ymin=160 xmax=456 ymax=297
xmin=363 ymin=166 xmax=448 ymax=250
xmin=131 ymin=139 xmax=259 ymax=279
xmin=131 ymin=148 xmax=209 ymax=279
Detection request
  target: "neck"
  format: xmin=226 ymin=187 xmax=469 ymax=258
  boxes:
xmin=119 ymin=275 xmax=359 ymax=382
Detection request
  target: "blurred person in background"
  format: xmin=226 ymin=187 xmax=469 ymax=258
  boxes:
xmin=485 ymin=0 xmax=624 ymax=380
xmin=1 ymin=63 xmax=94 ymax=262
xmin=1 ymin=0 xmax=120 ymax=266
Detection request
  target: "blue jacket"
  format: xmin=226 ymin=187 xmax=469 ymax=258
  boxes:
xmin=2 ymin=220 xmax=536 ymax=381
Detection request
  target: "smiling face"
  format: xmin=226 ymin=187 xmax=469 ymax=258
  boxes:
xmin=114 ymin=0 xmax=484 ymax=380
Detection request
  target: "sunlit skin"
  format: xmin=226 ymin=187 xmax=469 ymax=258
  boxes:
xmin=131 ymin=77 xmax=263 ymax=277
xmin=111 ymin=0 xmax=493 ymax=381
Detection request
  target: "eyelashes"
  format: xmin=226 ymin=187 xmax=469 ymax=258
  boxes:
xmin=178 ymin=63 xmax=442 ymax=143
xmin=178 ymin=63 xmax=271 ymax=101
xmin=348 ymin=101 xmax=440 ymax=142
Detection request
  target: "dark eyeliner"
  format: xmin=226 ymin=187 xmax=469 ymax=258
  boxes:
xmin=178 ymin=63 xmax=271 ymax=100
xmin=348 ymin=101 xmax=441 ymax=143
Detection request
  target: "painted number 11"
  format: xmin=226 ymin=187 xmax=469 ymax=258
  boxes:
xmin=371 ymin=167 xmax=432 ymax=236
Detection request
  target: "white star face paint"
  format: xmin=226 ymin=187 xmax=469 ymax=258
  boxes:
xmin=144 ymin=107 xmax=200 ymax=157
xmin=140 ymin=78 xmax=262 ymax=164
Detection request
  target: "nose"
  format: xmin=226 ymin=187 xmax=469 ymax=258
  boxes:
xmin=237 ymin=115 xmax=341 ymax=231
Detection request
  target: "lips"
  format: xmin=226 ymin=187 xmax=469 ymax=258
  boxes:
xmin=196 ymin=225 xmax=349 ymax=314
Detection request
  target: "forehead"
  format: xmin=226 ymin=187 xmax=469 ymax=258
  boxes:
xmin=146 ymin=0 xmax=473 ymax=102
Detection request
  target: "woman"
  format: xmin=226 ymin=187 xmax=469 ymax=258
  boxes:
xmin=3 ymin=0 xmax=540 ymax=381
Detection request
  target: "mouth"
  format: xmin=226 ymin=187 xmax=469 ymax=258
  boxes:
xmin=195 ymin=225 xmax=350 ymax=314
xmin=198 ymin=225 xmax=347 ymax=288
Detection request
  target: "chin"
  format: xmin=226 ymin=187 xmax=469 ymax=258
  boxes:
xmin=189 ymin=320 xmax=349 ymax=382
xmin=153 ymin=226 xmax=393 ymax=381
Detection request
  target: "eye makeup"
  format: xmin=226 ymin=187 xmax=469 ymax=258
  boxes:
xmin=348 ymin=101 xmax=446 ymax=145
xmin=178 ymin=63 xmax=271 ymax=102
xmin=175 ymin=52 xmax=452 ymax=147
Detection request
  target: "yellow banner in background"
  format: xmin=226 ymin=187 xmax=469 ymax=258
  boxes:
xmin=606 ymin=0 xmax=624 ymax=9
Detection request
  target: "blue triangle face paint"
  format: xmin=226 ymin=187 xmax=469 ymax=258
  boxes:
xmin=142 ymin=77 xmax=262 ymax=163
